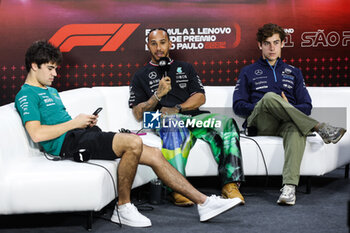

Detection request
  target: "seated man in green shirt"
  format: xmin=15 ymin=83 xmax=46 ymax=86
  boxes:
xmin=15 ymin=40 xmax=242 ymax=228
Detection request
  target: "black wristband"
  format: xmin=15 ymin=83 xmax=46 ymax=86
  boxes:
xmin=174 ymin=104 xmax=182 ymax=113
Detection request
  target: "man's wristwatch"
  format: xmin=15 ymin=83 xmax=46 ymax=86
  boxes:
xmin=174 ymin=104 xmax=182 ymax=113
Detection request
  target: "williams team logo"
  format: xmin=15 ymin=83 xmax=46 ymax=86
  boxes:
xmin=143 ymin=110 xmax=161 ymax=129
xmin=49 ymin=23 xmax=140 ymax=52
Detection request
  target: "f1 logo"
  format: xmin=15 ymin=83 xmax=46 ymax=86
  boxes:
xmin=143 ymin=110 xmax=161 ymax=129
xmin=49 ymin=23 xmax=140 ymax=52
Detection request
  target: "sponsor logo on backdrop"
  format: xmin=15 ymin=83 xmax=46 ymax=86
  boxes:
xmin=145 ymin=23 xmax=241 ymax=50
xmin=49 ymin=24 xmax=140 ymax=52
xmin=301 ymin=30 xmax=350 ymax=47
xmin=268 ymin=28 xmax=350 ymax=48
xmin=283 ymin=28 xmax=295 ymax=47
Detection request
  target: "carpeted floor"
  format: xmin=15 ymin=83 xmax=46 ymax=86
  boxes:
xmin=0 ymin=167 xmax=349 ymax=233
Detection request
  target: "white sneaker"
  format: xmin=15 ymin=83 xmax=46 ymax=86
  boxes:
xmin=111 ymin=203 xmax=152 ymax=227
xmin=277 ymin=184 xmax=296 ymax=205
xmin=197 ymin=195 xmax=242 ymax=222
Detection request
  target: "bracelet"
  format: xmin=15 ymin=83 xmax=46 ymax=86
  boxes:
xmin=154 ymin=91 xmax=161 ymax=101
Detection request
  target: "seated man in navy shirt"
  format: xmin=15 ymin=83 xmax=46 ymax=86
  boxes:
xmin=232 ymin=23 xmax=346 ymax=206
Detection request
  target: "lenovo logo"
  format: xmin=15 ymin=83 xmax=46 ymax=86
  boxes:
xmin=49 ymin=23 xmax=140 ymax=52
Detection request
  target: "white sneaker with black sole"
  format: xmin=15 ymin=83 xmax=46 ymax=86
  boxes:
xmin=277 ymin=184 xmax=296 ymax=205
xmin=111 ymin=203 xmax=152 ymax=227
xmin=197 ymin=195 xmax=242 ymax=222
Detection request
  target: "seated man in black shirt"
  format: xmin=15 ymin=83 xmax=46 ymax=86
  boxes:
xmin=129 ymin=28 xmax=245 ymax=206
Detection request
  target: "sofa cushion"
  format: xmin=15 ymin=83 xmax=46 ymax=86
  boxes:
xmin=59 ymin=88 xmax=110 ymax=131
xmin=93 ymin=86 xmax=143 ymax=132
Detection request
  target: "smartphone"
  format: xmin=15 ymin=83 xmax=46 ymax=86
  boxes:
xmin=92 ymin=107 xmax=103 ymax=116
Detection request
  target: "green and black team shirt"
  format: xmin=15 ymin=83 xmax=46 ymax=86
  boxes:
xmin=15 ymin=84 xmax=72 ymax=156
xmin=128 ymin=59 xmax=205 ymax=109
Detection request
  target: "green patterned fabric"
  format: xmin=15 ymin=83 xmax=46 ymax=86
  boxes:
xmin=157 ymin=113 xmax=244 ymax=186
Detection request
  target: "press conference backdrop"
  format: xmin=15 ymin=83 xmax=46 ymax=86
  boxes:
xmin=0 ymin=0 xmax=349 ymax=105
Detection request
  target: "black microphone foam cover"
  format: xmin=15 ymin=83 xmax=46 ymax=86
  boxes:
xmin=158 ymin=57 xmax=170 ymax=76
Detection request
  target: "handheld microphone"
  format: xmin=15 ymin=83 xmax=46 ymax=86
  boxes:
xmin=158 ymin=57 xmax=170 ymax=77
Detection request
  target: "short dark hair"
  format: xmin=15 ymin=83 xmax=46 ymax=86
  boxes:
xmin=256 ymin=23 xmax=286 ymax=43
xmin=25 ymin=40 xmax=62 ymax=72
xmin=147 ymin=28 xmax=170 ymax=41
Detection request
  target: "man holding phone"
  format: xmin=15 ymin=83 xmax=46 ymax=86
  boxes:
xmin=92 ymin=107 xmax=103 ymax=116
xmin=15 ymin=40 xmax=242 ymax=228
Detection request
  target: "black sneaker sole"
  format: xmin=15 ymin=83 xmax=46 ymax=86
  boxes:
xmin=277 ymin=200 xmax=295 ymax=206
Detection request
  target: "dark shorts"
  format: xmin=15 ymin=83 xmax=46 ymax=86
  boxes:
xmin=60 ymin=126 xmax=117 ymax=160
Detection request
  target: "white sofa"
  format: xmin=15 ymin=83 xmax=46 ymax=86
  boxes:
xmin=0 ymin=87 xmax=157 ymax=224
xmin=96 ymin=86 xmax=350 ymax=177
xmin=0 ymin=86 xmax=349 ymax=225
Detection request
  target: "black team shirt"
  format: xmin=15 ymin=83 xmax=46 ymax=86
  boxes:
xmin=129 ymin=59 xmax=205 ymax=110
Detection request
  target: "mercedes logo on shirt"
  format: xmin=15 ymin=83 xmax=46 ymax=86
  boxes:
xmin=148 ymin=71 xmax=157 ymax=79
xmin=254 ymin=69 xmax=263 ymax=76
